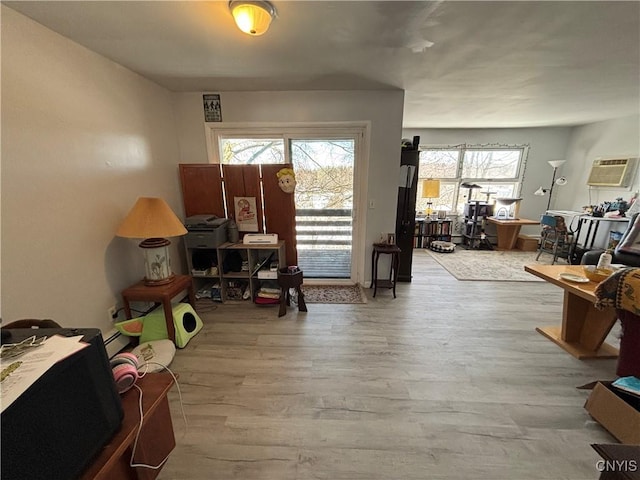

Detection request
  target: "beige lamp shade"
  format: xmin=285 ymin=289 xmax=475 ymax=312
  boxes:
xmin=229 ymin=0 xmax=275 ymax=36
xmin=116 ymin=197 xmax=187 ymax=286
xmin=116 ymin=197 xmax=187 ymax=239
xmin=421 ymin=179 xmax=441 ymax=198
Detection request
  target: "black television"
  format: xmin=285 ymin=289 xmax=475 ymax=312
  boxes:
xmin=1 ymin=328 xmax=123 ymax=480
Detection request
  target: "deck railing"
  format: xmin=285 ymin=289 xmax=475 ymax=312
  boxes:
xmin=295 ymin=208 xmax=352 ymax=278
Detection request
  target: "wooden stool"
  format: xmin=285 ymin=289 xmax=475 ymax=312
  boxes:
xmin=277 ymin=268 xmax=308 ymax=317
xmin=371 ymin=243 xmax=401 ymax=298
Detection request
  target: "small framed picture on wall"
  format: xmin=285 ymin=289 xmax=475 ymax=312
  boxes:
xmin=203 ymin=94 xmax=222 ymax=122
xmin=234 ymin=196 xmax=259 ymax=232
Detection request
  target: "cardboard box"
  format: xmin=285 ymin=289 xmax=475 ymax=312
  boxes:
xmin=585 ymin=382 xmax=640 ymax=444
xmin=516 ymin=234 xmax=539 ymax=252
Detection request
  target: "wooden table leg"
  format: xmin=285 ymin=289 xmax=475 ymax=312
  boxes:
xmin=278 ymin=292 xmax=287 ymax=317
xmin=495 ymin=224 xmax=522 ymax=250
xmin=161 ymin=297 xmax=176 ymax=343
xmin=535 ymin=290 xmax=618 ymax=359
xmin=296 ymin=286 xmax=307 ymax=312
xmin=186 ymin=279 xmax=196 ymax=308
xmin=370 ymin=248 xmax=375 ymax=289
xmin=123 ymin=297 xmax=133 ymax=319
xmin=373 ymin=251 xmax=379 ymax=298
xmin=392 ymin=251 xmax=399 ymax=298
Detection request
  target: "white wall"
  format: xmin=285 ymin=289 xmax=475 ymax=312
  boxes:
xmin=172 ymin=90 xmax=405 ymax=283
xmin=403 ymin=120 xmax=640 ymax=247
xmin=402 ymin=127 xmax=573 ymax=236
xmin=558 ymin=114 xmax=640 ymax=211
xmin=557 ymin=114 xmax=640 ymax=249
xmin=1 ymin=7 xmax=184 ymax=330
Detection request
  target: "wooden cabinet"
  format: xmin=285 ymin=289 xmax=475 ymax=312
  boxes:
xmin=80 ymin=373 xmax=175 ymax=480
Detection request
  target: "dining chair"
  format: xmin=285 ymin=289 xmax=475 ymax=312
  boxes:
xmin=536 ymin=214 xmax=573 ymax=264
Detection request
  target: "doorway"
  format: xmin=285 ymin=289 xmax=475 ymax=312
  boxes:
xmin=208 ymin=124 xmax=366 ymax=283
xmin=290 ymin=138 xmax=355 ymax=278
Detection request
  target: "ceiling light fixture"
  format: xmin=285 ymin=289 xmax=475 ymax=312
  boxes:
xmin=229 ymin=0 xmax=276 ymax=36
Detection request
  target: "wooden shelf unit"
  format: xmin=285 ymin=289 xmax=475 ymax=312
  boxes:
xmin=185 ymin=240 xmax=286 ymax=303
xmin=414 ymin=218 xmax=452 ymax=248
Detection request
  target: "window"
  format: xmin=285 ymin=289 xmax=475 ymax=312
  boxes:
xmin=220 ymin=138 xmax=285 ymax=164
xmin=417 ymin=145 xmax=529 ymax=215
xmin=216 ymin=136 xmax=355 ymax=209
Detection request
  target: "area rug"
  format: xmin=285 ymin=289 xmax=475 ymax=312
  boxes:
xmin=424 ymin=249 xmax=558 ymax=282
xmin=301 ymin=284 xmax=367 ymax=304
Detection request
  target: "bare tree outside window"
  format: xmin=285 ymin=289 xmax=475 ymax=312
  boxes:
xmin=418 ymin=146 xmax=527 ymax=215
xmin=221 ymin=138 xmax=285 ymax=164
xmin=215 ymin=130 xmax=360 ymax=279
xmin=462 ymin=150 xmax=521 ymax=178
xmin=291 ymin=140 xmax=354 ymax=209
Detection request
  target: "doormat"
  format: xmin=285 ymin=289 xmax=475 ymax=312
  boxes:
xmin=301 ymin=284 xmax=367 ymax=304
xmin=423 ymin=249 xmax=556 ymax=282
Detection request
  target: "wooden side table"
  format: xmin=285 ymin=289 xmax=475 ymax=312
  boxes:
xmin=486 ymin=217 xmax=540 ymax=250
xmin=121 ymin=275 xmax=196 ymax=344
xmin=277 ymin=268 xmax=307 ymax=317
xmin=80 ymin=373 xmax=176 ymax=480
xmin=371 ymin=243 xmax=401 ymax=298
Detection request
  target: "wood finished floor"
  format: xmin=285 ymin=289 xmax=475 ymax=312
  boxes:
xmin=158 ymin=250 xmax=619 ymax=480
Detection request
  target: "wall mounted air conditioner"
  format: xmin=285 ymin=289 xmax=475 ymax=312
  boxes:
xmin=587 ymin=157 xmax=638 ymax=187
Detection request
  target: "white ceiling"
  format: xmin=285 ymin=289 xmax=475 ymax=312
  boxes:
xmin=4 ymin=1 xmax=639 ymax=128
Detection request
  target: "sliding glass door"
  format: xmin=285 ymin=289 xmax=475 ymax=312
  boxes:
xmin=211 ymin=126 xmax=365 ymax=281
xmin=290 ymin=138 xmax=355 ymax=278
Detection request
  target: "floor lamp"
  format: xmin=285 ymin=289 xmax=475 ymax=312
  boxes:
xmin=421 ymin=179 xmax=441 ymax=219
xmin=534 ymin=160 xmax=567 ymax=212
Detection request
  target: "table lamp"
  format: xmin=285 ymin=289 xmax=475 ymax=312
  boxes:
xmin=116 ymin=197 xmax=187 ymax=286
xmin=421 ymin=179 xmax=441 ymax=218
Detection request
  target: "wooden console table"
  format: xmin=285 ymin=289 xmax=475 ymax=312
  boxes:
xmin=80 ymin=373 xmax=176 ymax=480
xmin=487 ymin=217 xmax=539 ymax=250
xmin=524 ymin=264 xmax=618 ymax=359
xmin=122 ymin=275 xmax=196 ymax=343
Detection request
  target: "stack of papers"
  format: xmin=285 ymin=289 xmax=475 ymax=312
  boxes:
xmin=1 ymin=335 xmax=88 ymax=412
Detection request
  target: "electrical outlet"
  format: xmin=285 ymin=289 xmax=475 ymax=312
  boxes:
xmin=108 ymin=305 xmax=117 ymax=321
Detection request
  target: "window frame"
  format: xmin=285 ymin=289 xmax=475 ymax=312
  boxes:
xmin=417 ymin=144 xmax=530 ymax=215
xmin=204 ymin=122 xmax=370 ymax=285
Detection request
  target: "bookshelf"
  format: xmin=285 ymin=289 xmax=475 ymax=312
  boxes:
xmin=414 ymin=218 xmax=452 ymax=248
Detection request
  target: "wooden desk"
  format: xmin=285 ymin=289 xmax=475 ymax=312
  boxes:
xmin=81 ymin=373 xmax=176 ymax=480
xmin=524 ymin=264 xmax=618 ymax=359
xmin=122 ymin=275 xmax=195 ymax=343
xmin=487 ymin=217 xmax=539 ymax=250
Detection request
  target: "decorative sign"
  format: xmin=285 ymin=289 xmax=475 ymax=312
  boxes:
xmin=203 ymin=94 xmax=222 ymax=122
xmin=234 ymin=196 xmax=259 ymax=232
